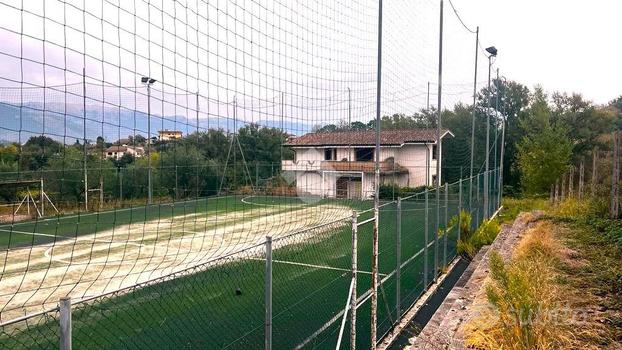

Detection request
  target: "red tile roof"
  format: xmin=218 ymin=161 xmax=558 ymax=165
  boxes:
xmin=285 ymin=128 xmax=452 ymax=147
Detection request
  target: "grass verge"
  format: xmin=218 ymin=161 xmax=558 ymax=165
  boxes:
xmin=464 ymin=197 xmax=622 ymax=349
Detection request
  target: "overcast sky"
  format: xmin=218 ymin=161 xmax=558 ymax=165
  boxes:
xmin=0 ymin=0 xmax=619 ymax=142
xmin=451 ymin=0 xmax=622 ymax=105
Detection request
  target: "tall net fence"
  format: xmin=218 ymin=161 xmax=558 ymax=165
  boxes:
xmin=0 ymin=0 xmax=505 ymax=348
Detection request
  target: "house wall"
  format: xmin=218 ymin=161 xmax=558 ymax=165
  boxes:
xmin=393 ymin=144 xmax=438 ymax=187
xmin=291 ymin=141 xmax=443 ymax=192
xmin=295 ymin=172 xmax=323 ymax=196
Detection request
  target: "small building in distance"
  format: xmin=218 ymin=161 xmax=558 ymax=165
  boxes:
xmin=104 ymin=145 xmax=145 ymax=160
xmin=158 ymin=130 xmax=183 ymax=141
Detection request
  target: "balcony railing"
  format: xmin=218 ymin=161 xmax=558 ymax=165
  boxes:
xmin=281 ymin=160 xmax=408 ymax=173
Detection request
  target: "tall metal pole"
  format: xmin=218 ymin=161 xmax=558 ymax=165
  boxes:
xmin=371 ymin=0 xmax=383 ymax=346
xmin=458 ymin=177 xmax=462 ymax=242
xmin=484 ymin=54 xmax=492 ymax=219
xmin=434 ymin=0 xmax=444 ymax=282
xmin=348 ymin=87 xmax=352 ymax=162
xmin=350 ymin=211 xmax=358 ymax=350
xmin=196 ymin=91 xmax=200 ymax=197
xmin=468 ymin=27 xmax=479 ymax=214
xmin=280 ymin=91 xmax=284 ymax=163
xmin=265 ymin=236 xmax=273 ymax=350
xmin=147 ymin=83 xmax=153 ymax=205
xmin=493 ymin=68 xmax=500 ymax=210
xmin=396 ymin=197 xmax=402 ymax=320
xmin=83 ymin=68 xmax=88 ymax=211
xmin=426 ymin=81 xmax=430 ymax=111
xmin=443 ymin=183 xmax=448 ymax=267
xmin=498 ymin=74 xmax=506 ymax=209
xmin=424 ymin=187 xmax=429 ymax=289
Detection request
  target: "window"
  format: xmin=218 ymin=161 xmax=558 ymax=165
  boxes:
xmin=432 ymin=145 xmax=438 ymax=160
xmin=355 ymin=148 xmax=374 ymax=161
xmin=324 ymin=148 xmax=336 ymax=160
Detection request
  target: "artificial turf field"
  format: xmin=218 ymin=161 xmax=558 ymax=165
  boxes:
xmin=0 ymin=187 xmax=486 ymax=349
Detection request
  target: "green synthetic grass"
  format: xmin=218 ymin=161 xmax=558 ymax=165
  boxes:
xmin=1 ymin=192 xmax=475 ymax=349
xmin=0 ymin=195 xmax=375 ymax=249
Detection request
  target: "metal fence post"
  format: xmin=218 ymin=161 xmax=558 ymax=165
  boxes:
xmin=569 ymin=166 xmax=574 ymax=198
xmin=443 ymin=183 xmax=448 ymax=267
xmin=549 ymin=184 xmax=555 ymax=204
xmin=611 ymin=132 xmax=620 ymax=219
xmin=350 ymin=211 xmax=357 ymax=350
xmin=591 ymin=148 xmax=598 ymax=197
xmin=59 ymin=297 xmax=72 ymax=350
xmin=424 ymin=190 xmax=429 ymax=290
xmin=579 ymin=160 xmax=585 ymax=200
xmin=458 ymin=178 xmax=462 ymax=242
xmin=265 ymin=236 xmax=273 ymax=350
xmin=396 ymin=197 xmax=402 ymax=319
xmin=475 ymin=174 xmax=480 ymax=227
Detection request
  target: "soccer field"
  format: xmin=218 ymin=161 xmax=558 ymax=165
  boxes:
xmin=0 ymin=191 xmax=468 ymax=349
xmin=0 ymin=196 xmax=370 ymax=322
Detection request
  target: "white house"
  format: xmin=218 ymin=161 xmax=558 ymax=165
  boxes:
xmin=105 ymin=145 xmax=145 ymax=160
xmin=158 ymin=130 xmax=183 ymax=141
xmin=281 ymin=128 xmax=453 ymax=199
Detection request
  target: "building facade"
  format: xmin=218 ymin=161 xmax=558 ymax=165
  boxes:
xmin=104 ymin=145 xmax=145 ymax=160
xmin=158 ymin=130 xmax=183 ymax=141
xmin=282 ymin=129 xmax=453 ymax=199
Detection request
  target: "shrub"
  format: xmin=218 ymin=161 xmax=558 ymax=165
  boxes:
xmin=455 ymin=210 xmax=500 ymax=258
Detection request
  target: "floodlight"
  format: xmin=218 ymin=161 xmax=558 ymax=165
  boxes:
xmin=485 ymin=46 xmax=497 ymax=56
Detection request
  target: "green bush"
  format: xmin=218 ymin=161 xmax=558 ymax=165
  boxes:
xmin=456 ymin=209 xmax=501 ymax=258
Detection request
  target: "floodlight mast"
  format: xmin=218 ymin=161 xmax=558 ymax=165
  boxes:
xmin=484 ymin=46 xmax=497 ymax=219
xmin=141 ymin=77 xmax=157 ymax=204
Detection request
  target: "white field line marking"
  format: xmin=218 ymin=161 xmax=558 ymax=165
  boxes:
xmin=0 ymin=228 xmax=57 ymax=238
xmin=0 ymin=195 xmax=236 ymax=229
xmin=0 ymin=227 xmax=190 ymax=266
xmin=250 ymin=257 xmax=384 ymax=277
xmin=240 ymin=195 xmax=309 ymax=207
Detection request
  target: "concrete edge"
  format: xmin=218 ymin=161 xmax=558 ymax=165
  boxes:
xmin=408 ymin=210 xmax=544 ymax=349
xmin=378 ymin=206 xmax=504 ymax=349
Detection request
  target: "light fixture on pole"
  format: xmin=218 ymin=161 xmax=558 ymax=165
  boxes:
xmin=484 ymin=46 xmax=497 ymax=219
xmin=141 ymin=76 xmax=156 ymax=204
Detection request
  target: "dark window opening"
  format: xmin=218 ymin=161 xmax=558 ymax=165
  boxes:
xmin=324 ymin=148 xmax=336 ymax=161
xmin=355 ymin=148 xmax=374 ymax=161
xmin=432 ymin=145 xmax=438 ymax=160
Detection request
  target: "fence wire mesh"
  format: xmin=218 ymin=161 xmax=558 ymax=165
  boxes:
xmin=0 ymin=0 xmax=505 ymax=348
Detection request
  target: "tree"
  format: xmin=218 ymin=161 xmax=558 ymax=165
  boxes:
xmin=516 ymin=88 xmax=572 ymax=193
xmin=20 ymin=136 xmax=63 ymax=171
xmin=551 ymin=92 xmax=617 ymax=159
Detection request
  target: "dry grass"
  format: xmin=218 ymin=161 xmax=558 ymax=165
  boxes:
xmin=465 ymin=222 xmax=575 ymax=349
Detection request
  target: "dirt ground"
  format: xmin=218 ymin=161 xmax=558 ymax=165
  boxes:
xmin=0 ymin=202 xmax=351 ymax=323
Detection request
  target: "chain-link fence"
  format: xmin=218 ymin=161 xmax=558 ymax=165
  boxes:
xmin=1 ymin=169 xmax=501 ymax=349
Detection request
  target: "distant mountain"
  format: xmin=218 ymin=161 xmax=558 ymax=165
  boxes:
xmin=0 ymin=102 xmax=312 ymax=144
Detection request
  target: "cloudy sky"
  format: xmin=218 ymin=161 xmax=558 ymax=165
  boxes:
xmin=0 ymin=0 xmax=619 ymax=143
xmin=451 ymin=0 xmax=622 ymax=105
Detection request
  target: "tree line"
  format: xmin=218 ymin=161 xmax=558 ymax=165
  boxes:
xmin=0 ymin=124 xmax=291 ymax=205
xmin=0 ymin=80 xmax=619 ymax=207
xmin=314 ymin=80 xmax=621 ymax=194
